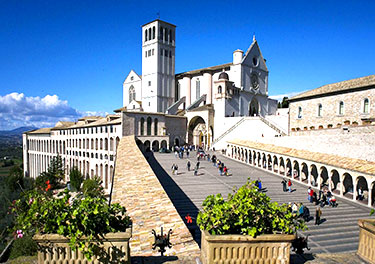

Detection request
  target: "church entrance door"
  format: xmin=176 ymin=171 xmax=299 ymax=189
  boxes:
xmin=249 ymin=98 xmax=259 ymax=116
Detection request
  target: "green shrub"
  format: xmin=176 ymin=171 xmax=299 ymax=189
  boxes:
xmin=35 ymin=155 xmax=64 ymax=191
xmin=82 ymin=176 xmax=104 ymax=198
xmin=69 ymin=167 xmax=84 ymax=191
xmin=9 ymin=235 xmax=37 ymax=259
xmin=197 ymin=179 xmax=306 ymax=237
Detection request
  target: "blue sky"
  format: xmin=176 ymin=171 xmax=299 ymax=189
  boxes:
xmin=0 ymin=0 xmax=374 ymax=130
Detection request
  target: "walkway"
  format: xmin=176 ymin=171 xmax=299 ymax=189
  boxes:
xmin=147 ymin=151 xmax=374 ymax=255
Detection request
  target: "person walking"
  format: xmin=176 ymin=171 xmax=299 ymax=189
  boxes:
xmin=315 ymin=207 xmax=322 ymax=225
xmin=171 ymin=164 xmax=176 ymax=175
xmin=194 ymin=164 xmax=199 ymax=176
xmin=196 ymin=161 xmax=200 ymax=170
xmin=174 ymin=164 xmax=178 ymax=175
xmin=282 ymin=179 xmax=287 ymax=192
xmin=287 ymin=179 xmax=292 ymax=192
xmin=187 ymin=161 xmax=191 ymax=171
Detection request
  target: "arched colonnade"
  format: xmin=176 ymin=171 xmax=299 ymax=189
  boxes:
xmin=227 ymin=143 xmax=375 ymax=208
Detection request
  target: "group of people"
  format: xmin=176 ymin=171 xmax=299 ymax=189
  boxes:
xmin=288 ymin=202 xmax=310 ymax=221
xmin=213 ymin=156 xmax=229 ymax=176
xmin=307 ymin=187 xmax=337 ymax=207
xmin=186 ymin=160 xmax=200 ymax=176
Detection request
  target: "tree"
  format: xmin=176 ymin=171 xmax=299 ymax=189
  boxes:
xmin=280 ymin=97 xmax=289 ymax=108
xmin=69 ymin=167 xmax=84 ymax=191
xmin=35 ymin=155 xmax=64 ymax=190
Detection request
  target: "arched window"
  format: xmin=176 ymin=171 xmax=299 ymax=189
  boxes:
xmin=164 ymin=28 xmax=168 ymax=41
xmin=147 ymin=117 xmax=152 ymax=136
xmin=154 ymin=118 xmax=158 ymax=135
xmin=160 ymin=27 xmax=163 ymax=40
xmin=169 ymin=29 xmax=172 ymax=43
xmin=317 ymin=104 xmax=322 ymax=117
xmin=145 ymin=30 xmax=148 ymax=41
xmin=297 ymin=107 xmax=302 ymax=118
xmin=148 ymin=28 xmax=151 ymax=41
xmin=339 ymin=101 xmax=344 ymax=115
xmin=140 ymin=118 xmax=145 ymax=135
xmin=363 ymin=98 xmax=369 ymax=113
xmin=196 ymin=79 xmax=200 ymax=99
xmin=129 ymin=85 xmax=135 ymax=103
xmin=218 ymin=85 xmax=222 ymax=94
xmin=152 ymin=26 xmax=155 ymax=39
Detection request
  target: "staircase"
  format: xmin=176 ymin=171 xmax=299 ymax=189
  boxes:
xmin=212 ymin=117 xmax=246 ymax=145
xmin=259 ymin=116 xmax=288 ymax=136
xmin=166 ymin=96 xmax=185 ymax=115
xmin=186 ymin=94 xmax=207 ymax=111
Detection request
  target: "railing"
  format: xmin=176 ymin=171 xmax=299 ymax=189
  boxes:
xmin=166 ymin=97 xmax=185 ymax=115
xmin=186 ymin=94 xmax=207 ymax=111
xmin=212 ymin=117 xmax=246 ymax=145
xmin=259 ymin=116 xmax=288 ymax=136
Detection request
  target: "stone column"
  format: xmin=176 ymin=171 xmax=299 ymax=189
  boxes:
xmin=353 ymin=180 xmax=357 ymax=201
xmin=183 ymin=75 xmax=192 ymax=106
xmin=203 ymin=71 xmax=213 ymax=104
xmin=368 ymin=185 xmax=373 ymax=207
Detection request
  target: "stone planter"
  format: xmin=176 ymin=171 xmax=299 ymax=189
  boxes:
xmin=33 ymin=228 xmax=132 ymax=264
xmin=358 ymin=219 xmax=375 ymax=263
xmin=201 ymin=230 xmax=296 ymax=264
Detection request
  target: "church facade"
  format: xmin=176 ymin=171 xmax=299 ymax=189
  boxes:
xmin=123 ymin=19 xmax=278 ymax=148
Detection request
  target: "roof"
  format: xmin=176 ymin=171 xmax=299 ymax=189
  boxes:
xmin=176 ymin=63 xmax=232 ymax=77
xmin=141 ymin=19 xmax=176 ymax=28
xmin=27 ymin=128 xmax=52 ymax=134
xmin=290 ymin=74 xmax=375 ymax=101
xmin=228 ymin=139 xmax=375 ymax=175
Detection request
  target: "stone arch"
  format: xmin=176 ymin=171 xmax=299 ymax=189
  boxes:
xmin=257 ymin=152 xmax=261 ymax=167
xmin=301 ymin=163 xmax=308 ymax=183
xmin=310 ymin=165 xmax=318 ymax=186
xmin=188 ymin=116 xmax=209 ymax=148
xmin=245 ymin=149 xmax=248 ymax=163
xmin=100 ymin=164 xmax=103 ymax=181
xmin=174 ymin=137 xmax=180 ymax=147
xmin=267 ymin=154 xmax=272 ymax=170
xmin=116 ymin=137 xmax=120 ymax=151
xmin=273 ymin=156 xmax=278 ymax=173
xmin=279 ymin=157 xmax=285 ymax=175
xmin=241 ymin=148 xmax=245 ymax=161
xmin=286 ymin=159 xmax=292 ymax=177
xmin=320 ymin=166 xmax=329 ymax=187
xmin=154 ymin=118 xmax=158 ymax=135
xmin=144 ymin=140 xmax=151 ymax=152
xmin=249 ymin=97 xmax=259 ymax=116
xmin=136 ymin=139 xmax=144 ymax=152
xmin=161 ymin=140 xmax=167 ymax=149
xmin=105 ymin=164 xmax=108 ymax=189
xmin=253 ymin=151 xmax=257 ymax=165
xmin=293 ymin=161 xmax=300 ymax=180
xmin=152 ymin=140 xmax=160 ymax=152
xmin=330 ymin=169 xmax=340 ymax=193
xmin=262 ymin=153 xmax=267 ymax=168
xmin=356 ymin=176 xmax=369 ymax=203
xmin=140 ymin=117 xmax=145 ymax=135
xmin=343 ymin=173 xmax=354 ymax=198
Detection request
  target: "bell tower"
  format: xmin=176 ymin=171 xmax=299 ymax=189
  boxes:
xmin=141 ymin=19 xmax=176 ymax=113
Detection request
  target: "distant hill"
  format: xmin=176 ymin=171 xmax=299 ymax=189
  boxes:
xmin=0 ymin=126 xmax=38 ymax=136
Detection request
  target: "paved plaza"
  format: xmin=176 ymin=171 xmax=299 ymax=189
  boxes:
xmin=145 ymin=150 xmax=374 ymax=255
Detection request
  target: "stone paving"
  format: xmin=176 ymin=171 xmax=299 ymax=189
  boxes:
xmin=148 ymin=150 xmax=375 ymax=257
xmin=111 ymin=136 xmax=200 ymax=257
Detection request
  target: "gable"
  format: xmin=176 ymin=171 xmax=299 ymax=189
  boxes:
xmin=124 ymin=70 xmax=142 ymax=84
xmin=241 ymin=40 xmax=268 ymax=72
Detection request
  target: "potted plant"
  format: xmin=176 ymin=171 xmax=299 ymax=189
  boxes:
xmin=357 ymin=210 xmax=375 ymax=263
xmin=197 ymin=180 xmax=305 ymax=264
xmin=11 ymin=175 xmax=132 ymax=263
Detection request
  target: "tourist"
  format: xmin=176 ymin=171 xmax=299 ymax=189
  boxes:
xmin=196 ymin=161 xmax=200 ymax=170
xmin=174 ymin=164 xmax=178 ymax=175
xmin=298 ymin=203 xmax=304 ymax=217
xmin=171 ymin=164 xmax=176 ymax=175
xmin=292 ymin=203 xmax=298 ymax=214
xmin=318 ymin=187 xmax=323 ymax=201
xmin=315 ymin=207 xmax=322 ymax=225
xmin=282 ymin=179 xmax=287 ymax=192
xmin=308 ymin=187 xmax=313 ymax=203
xmin=358 ymin=187 xmax=364 ymax=201
xmin=186 ymin=150 xmax=189 ymax=158
xmin=194 ymin=164 xmax=199 ymax=176
xmin=223 ymin=166 xmax=227 ymax=176
xmin=257 ymin=178 xmax=262 ymax=190
xmin=288 ymin=179 xmax=292 ymax=192
xmin=187 ymin=161 xmax=191 ymax=171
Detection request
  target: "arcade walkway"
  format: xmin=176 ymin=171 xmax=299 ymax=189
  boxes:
xmin=147 ymin=151 xmax=374 ymax=255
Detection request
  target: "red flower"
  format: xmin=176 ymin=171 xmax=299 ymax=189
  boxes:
xmin=45 ymin=180 xmax=52 ymax=191
xmin=185 ymin=214 xmax=192 ymax=224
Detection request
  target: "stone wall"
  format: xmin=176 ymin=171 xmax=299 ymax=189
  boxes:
xmin=111 ymin=135 xmax=200 ymax=256
xmin=289 ymin=88 xmax=375 ymax=132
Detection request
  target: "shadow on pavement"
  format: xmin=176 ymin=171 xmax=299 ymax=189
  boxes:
xmin=144 ymin=152 xmax=201 ymax=246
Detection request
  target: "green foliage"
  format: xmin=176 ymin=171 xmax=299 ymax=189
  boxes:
xmin=35 ymin=155 xmax=64 ymax=190
xmin=2 ymin=159 xmax=15 ymax=167
xmin=197 ymin=180 xmax=306 ymax=236
xmin=82 ymin=176 xmax=104 ymax=198
xmin=371 ymin=209 xmax=374 ymax=216
xmin=277 ymin=97 xmax=289 ymax=108
xmin=9 ymin=235 xmax=37 ymax=259
xmin=11 ymin=188 xmax=131 ymax=260
xmin=69 ymin=167 xmax=84 ymax=191
xmin=6 ymin=165 xmax=24 ymax=191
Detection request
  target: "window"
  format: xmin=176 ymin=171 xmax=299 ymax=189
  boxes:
xmin=145 ymin=51 xmax=147 ymax=57
xmin=160 ymin=49 xmax=163 ymax=56
xmin=148 ymin=28 xmax=151 ymax=41
xmin=317 ymin=104 xmax=322 ymax=117
xmin=164 ymin=49 xmax=168 ymax=57
xmin=164 ymin=28 xmax=168 ymax=41
xmin=169 ymin=50 xmax=172 ymax=58
xmin=140 ymin=118 xmax=144 ymax=135
xmin=148 ymin=81 xmax=151 ymax=86
xmin=218 ymin=86 xmax=222 ymax=94
xmin=145 ymin=30 xmax=148 ymax=41
xmin=152 ymin=49 xmax=154 ymax=55
xmin=148 ymin=50 xmax=151 ymax=56
xmin=297 ymin=107 xmax=302 ymax=118
xmin=160 ymin=27 xmax=164 ymax=40
xmin=363 ymin=98 xmax=369 ymax=113
xmin=169 ymin=29 xmax=172 ymax=43
xmin=154 ymin=118 xmax=158 ymax=135
xmin=131 ymin=76 xmax=134 ymax=81
xmin=339 ymin=101 xmax=344 ymax=115
xmin=196 ymin=79 xmax=200 ymax=99
xmin=152 ymin=26 xmax=155 ymax=39
xmin=147 ymin=117 xmax=152 ymax=135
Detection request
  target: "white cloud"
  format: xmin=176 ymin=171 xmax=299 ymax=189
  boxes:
xmin=269 ymin=91 xmax=305 ymax=102
xmin=0 ymin=92 xmax=107 ymax=130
